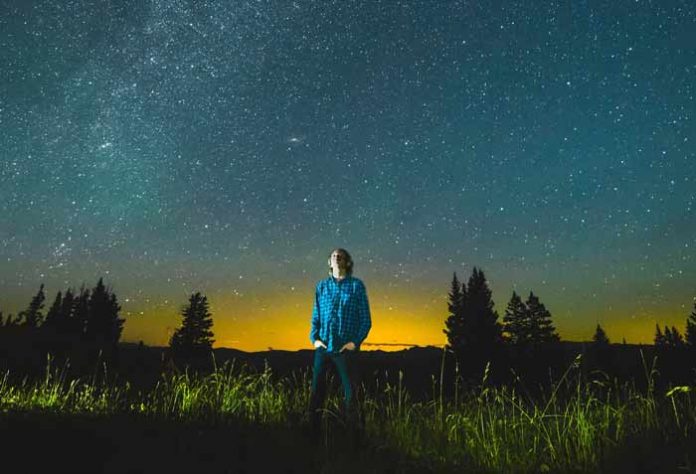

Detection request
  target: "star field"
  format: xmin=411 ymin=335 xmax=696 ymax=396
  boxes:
xmin=1 ymin=0 xmax=695 ymax=350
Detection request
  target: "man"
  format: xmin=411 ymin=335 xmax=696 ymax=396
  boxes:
xmin=307 ymin=248 xmax=372 ymax=441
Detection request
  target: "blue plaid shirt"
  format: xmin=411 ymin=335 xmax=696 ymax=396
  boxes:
xmin=310 ymin=275 xmax=372 ymax=353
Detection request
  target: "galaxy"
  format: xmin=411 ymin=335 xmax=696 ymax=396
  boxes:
xmin=1 ymin=0 xmax=694 ymax=351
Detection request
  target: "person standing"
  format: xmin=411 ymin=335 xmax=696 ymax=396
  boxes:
xmin=307 ymin=248 xmax=372 ymax=440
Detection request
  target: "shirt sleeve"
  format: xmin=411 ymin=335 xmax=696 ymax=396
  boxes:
xmin=309 ymin=282 xmax=321 ymax=344
xmin=355 ymin=281 xmax=372 ymax=345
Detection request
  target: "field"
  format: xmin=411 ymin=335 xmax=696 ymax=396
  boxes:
xmin=1 ymin=353 xmax=695 ymax=473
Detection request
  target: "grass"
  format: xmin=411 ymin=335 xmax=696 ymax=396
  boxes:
xmin=1 ymin=352 xmax=695 ymax=473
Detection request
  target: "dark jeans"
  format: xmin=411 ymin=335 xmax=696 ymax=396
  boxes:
xmin=308 ymin=347 xmax=362 ymax=431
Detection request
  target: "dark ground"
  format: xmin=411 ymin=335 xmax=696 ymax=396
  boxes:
xmin=2 ymin=409 xmax=696 ymax=473
xmin=0 ymin=410 xmax=441 ymax=474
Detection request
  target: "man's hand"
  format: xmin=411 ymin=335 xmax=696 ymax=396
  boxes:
xmin=340 ymin=341 xmax=356 ymax=352
xmin=314 ymin=340 xmax=327 ymax=349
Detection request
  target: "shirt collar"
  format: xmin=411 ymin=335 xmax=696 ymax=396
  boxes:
xmin=330 ymin=274 xmax=351 ymax=284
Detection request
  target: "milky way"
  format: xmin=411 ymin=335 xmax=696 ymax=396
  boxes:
xmin=1 ymin=0 xmax=695 ymax=350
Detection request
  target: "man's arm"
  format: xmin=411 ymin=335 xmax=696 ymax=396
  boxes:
xmin=310 ymin=283 xmax=322 ymax=344
xmin=354 ymin=281 xmax=372 ymax=346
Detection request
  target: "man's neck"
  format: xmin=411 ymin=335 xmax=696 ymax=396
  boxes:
xmin=332 ymin=271 xmax=347 ymax=280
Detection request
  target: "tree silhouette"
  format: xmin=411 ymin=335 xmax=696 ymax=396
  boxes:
xmin=655 ymin=324 xmax=685 ymax=349
xmin=502 ymin=291 xmax=528 ymax=344
xmin=84 ymin=277 xmax=124 ymax=349
xmin=664 ymin=325 xmax=685 ymax=348
xmin=42 ymin=289 xmax=74 ymax=357
xmin=59 ymin=288 xmax=77 ymax=335
xmin=592 ymin=324 xmax=610 ymax=346
xmin=17 ymin=284 xmax=46 ymax=327
xmin=524 ymin=291 xmax=560 ymax=348
xmin=444 ymin=267 xmax=502 ymax=374
xmin=0 ymin=310 xmax=18 ymax=327
xmin=169 ymin=292 xmax=215 ymax=364
xmin=685 ymin=301 xmax=696 ymax=348
xmin=0 ymin=284 xmax=46 ymax=372
xmin=72 ymin=285 xmax=91 ymax=337
xmin=43 ymin=291 xmax=63 ymax=331
xmin=467 ymin=267 xmax=502 ymax=345
xmin=501 ymin=290 xmax=559 ymax=350
xmin=589 ymin=323 xmax=612 ymax=371
xmin=443 ymin=272 xmax=466 ymax=352
xmin=654 ymin=324 xmax=666 ymax=347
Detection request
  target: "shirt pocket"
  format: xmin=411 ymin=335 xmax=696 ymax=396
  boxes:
xmin=339 ymin=291 xmax=351 ymax=308
xmin=340 ymin=284 xmax=355 ymax=305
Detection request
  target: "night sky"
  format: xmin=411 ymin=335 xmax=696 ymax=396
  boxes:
xmin=1 ymin=0 xmax=694 ymax=351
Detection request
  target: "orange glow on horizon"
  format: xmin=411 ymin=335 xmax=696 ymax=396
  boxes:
xmin=122 ymin=284 xmax=449 ymax=351
xmin=121 ymin=285 xmax=693 ymax=351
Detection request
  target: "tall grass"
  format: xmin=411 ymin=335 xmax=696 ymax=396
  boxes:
xmin=141 ymin=358 xmax=303 ymax=425
xmin=0 ymin=354 xmax=125 ymax=414
xmin=1 ymin=352 xmax=694 ymax=472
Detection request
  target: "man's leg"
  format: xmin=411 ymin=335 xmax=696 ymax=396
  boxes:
xmin=308 ymin=347 xmax=328 ymax=435
xmin=333 ymin=350 xmax=360 ymax=429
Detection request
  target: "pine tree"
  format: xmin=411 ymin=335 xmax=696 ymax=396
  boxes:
xmin=18 ymin=284 xmax=46 ymax=327
xmin=59 ymin=288 xmax=76 ymax=334
xmin=665 ymin=325 xmax=684 ymax=347
xmin=593 ymin=324 xmax=610 ymax=346
xmin=170 ymin=292 xmax=215 ymax=359
xmin=443 ymin=272 xmax=466 ymax=352
xmin=1 ymin=312 xmax=17 ymax=327
xmin=590 ymin=323 xmax=612 ymax=370
xmin=7 ymin=313 xmax=18 ymax=326
xmin=72 ymin=285 xmax=91 ymax=337
xmin=469 ymin=267 xmax=502 ymax=343
xmin=525 ymin=291 xmax=559 ymax=347
xmin=447 ymin=272 xmax=466 ymax=321
xmin=674 ymin=326 xmax=685 ymax=347
xmin=502 ymin=291 xmax=528 ymax=344
xmin=445 ymin=267 xmax=502 ymax=365
xmin=42 ymin=289 xmax=78 ymax=356
xmin=685 ymin=301 xmax=696 ymax=348
xmin=664 ymin=326 xmax=673 ymax=344
xmin=654 ymin=324 xmax=666 ymax=347
xmin=85 ymin=277 xmax=124 ymax=347
xmin=43 ymin=291 xmax=63 ymax=330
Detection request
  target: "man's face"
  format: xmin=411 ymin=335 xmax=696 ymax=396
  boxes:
xmin=330 ymin=251 xmax=347 ymax=272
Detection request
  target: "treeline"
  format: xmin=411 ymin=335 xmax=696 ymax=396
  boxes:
xmin=0 ymin=278 xmax=124 ymax=368
xmin=442 ymin=267 xmax=696 ymax=383
xmin=2 ymin=269 xmax=695 ymax=383
xmin=0 ymin=278 xmax=215 ymax=375
xmin=654 ymin=319 xmax=696 ymax=348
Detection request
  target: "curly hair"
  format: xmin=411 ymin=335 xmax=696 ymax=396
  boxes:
xmin=327 ymin=248 xmax=354 ymax=276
